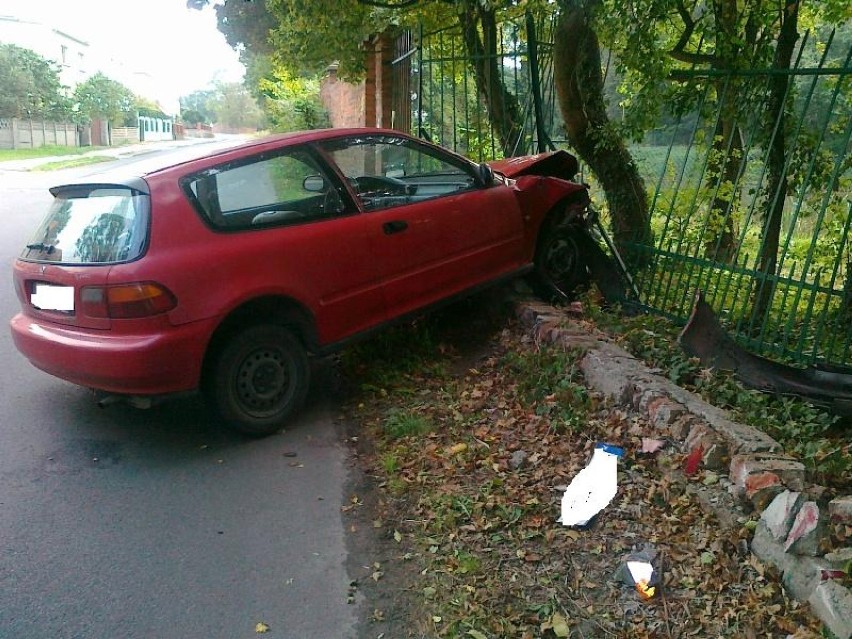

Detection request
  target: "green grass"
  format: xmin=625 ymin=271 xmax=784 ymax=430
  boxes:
xmin=32 ymin=156 xmax=113 ymax=171
xmin=383 ymin=409 xmax=434 ymax=439
xmin=0 ymin=145 xmax=107 ymax=162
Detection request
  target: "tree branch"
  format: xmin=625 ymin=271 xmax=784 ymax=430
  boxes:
xmin=668 ymin=0 xmax=717 ymax=66
xmin=356 ymin=0 xmax=424 ymax=6
xmin=669 ymin=50 xmax=717 ymax=65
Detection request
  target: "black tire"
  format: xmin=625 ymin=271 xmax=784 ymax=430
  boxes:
xmin=206 ymin=324 xmax=310 ymax=437
xmin=530 ymin=219 xmax=593 ymax=304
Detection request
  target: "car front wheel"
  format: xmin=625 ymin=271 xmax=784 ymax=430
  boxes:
xmin=206 ymin=324 xmax=310 ymax=436
xmin=531 ymin=216 xmax=593 ymax=303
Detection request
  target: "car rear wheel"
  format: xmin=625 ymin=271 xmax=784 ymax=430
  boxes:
xmin=206 ymin=324 xmax=310 ymax=437
xmin=531 ymin=216 xmax=593 ymax=303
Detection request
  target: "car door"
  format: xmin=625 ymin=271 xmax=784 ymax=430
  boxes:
xmin=179 ymin=145 xmax=388 ymax=343
xmin=317 ymin=134 xmax=527 ymax=319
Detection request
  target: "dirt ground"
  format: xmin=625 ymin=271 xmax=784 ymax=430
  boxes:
xmin=340 ymin=289 xmax=826 ymax=639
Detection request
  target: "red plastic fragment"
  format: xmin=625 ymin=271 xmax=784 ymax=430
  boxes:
xmin=683 ymin=444 xmax=704 ymax=476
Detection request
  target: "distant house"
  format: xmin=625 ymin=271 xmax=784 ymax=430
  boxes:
xmin=0 ymin=15 xmax=90 ymax=90
xmin=0 ymin=14 xmax=176 ymax=116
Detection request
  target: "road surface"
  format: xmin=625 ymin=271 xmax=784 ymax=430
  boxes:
xmin=0 ymin=144 xmax=365 ymax=639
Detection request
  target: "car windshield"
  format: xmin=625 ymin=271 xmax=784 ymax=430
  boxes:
xmin=20 ymin=186 xmax=149 ymax=264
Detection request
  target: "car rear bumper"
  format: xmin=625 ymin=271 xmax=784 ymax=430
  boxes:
xmin=10 ymin=313 xmax=218 ymax=395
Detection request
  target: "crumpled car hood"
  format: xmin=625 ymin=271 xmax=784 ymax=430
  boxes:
xmin=488 ymin=150 xmax=580 ymax=182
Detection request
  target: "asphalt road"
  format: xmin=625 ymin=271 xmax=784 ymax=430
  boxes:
xmin=0 ymin=148 xmax=363 ymax=639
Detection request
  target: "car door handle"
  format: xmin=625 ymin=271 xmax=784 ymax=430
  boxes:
xmin=383 ymin=220 xmax=408 ymax=235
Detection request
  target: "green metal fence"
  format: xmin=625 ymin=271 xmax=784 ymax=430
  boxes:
xmin=630 ymin=33 xmax=852 ymax=366
xmin=393 ymin=17 xmax=852 ymax=367
xmin=395 ymin=17 xmax=555 ymax=161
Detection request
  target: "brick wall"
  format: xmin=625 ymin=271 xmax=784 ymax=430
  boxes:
xmin=320 ymin=66 xmax=366 ymax=128
xmin=320 ymin=31 xmax=399 ymax=131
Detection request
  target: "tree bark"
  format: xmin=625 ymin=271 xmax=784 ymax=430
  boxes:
xmin=703 ymin=0 xmax=744 ymax=263
xmin=704 ymin=115 xmax=742 ymax=262
xmin=553 ymin=0 xmax=652 ymax=254
xmin=458 ymin=3 xmax=524 ymax=157
xmin=751 ymin=1 xmax=799 ymax=322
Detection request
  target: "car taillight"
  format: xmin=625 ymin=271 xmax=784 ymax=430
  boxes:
xmin=81 ymin=283 xmax=177 ymax=319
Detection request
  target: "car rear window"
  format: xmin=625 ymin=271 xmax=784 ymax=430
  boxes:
xmin=20 ymin=186 xmax=149 ymax=264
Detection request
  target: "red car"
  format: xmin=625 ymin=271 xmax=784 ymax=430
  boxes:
xmin=10 ymin=128 xmax=590 ymax=435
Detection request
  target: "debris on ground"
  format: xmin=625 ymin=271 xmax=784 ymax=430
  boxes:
xmin=344 ymin=314 xmax=826 ymax=638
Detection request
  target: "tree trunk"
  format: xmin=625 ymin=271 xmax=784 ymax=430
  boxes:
xmin=553 ymin=0 xmax=652 ymax=254
xmin=704 ymin=114 xmax=742 ymax=262
xmin=751 ymin=1 xmax=799 ymax=322
xmin=458 ymin=4 xmax=524 ymax=157
xmin=702 ymin=0 xmax=745 ymax=263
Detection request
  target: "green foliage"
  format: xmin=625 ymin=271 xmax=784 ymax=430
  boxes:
xmin=0 ymin=43 xmax=71 ymax=119
xmin=209 ymin=81 xmax=266 ymax=129
xmin=252 ymin=60 xmax=329 ymax=132
xmin=73 ymin=72 xmax=135 ymax=126
xmin=179 ymin=89 xmax=218 ymax=124
xmin=179 ymin=84 xmax=265 ymax=129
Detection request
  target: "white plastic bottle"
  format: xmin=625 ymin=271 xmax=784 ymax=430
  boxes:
xmin=559 ymin=443 xmax=624 ymax=527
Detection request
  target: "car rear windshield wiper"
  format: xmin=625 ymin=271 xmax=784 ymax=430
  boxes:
xmin=26 ymin=242 xmax=57 ymax=254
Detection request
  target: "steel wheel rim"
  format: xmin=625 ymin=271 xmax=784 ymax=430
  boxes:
xmin=234 ymin=347 xmax=293 ymax=417
xmin=542 ymin=233 xmax=580 ymax=293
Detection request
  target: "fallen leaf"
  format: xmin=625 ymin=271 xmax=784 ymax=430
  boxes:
xmin=551 ymin=612 xmax=570 ymax=636
xmin=641 ymin=438 xmax=666 ymax=454
xmin=255 ymin=622 xmax=270 ymax=633
xmin=448 ymin=443 xmax=468 ymax=455
xmin=684 ymin=444 xmax=704 ymax=476
xmin=393 ymin=530 xmax=402 ymax=542
xmin=466 ymin=630 xmax=488 ymax=639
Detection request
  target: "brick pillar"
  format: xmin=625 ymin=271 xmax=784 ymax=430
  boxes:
xmin=376 ymin=33 xmax=394 ymax=129
xmin=364 ymin=42 xmax=378 ymax=128
xmin=363 ymin=32 xmax=396 ymax=129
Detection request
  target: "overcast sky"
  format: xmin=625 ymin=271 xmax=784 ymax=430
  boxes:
xmin=2 ymin=0 xmax=246 ymax=102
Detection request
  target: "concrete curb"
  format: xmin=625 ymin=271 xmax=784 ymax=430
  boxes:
xmin=516 ymin=300 xmax=852 ymax=639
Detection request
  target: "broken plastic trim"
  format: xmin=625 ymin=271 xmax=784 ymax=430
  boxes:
xmin=679 ymin=290 xmax=852 ymax=416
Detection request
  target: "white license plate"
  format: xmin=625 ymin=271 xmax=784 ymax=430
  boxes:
xmin=31 ymin=284 xmax=74 ymax=312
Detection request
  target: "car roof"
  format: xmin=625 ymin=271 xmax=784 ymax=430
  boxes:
xmin=49 ymin=128 xmax=425 ymax=195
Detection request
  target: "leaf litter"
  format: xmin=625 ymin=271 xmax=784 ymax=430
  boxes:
xmin=343 ymin=308 xmax=824 ymax=638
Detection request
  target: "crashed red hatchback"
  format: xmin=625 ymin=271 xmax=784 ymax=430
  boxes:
xmin=10 ymin=128 xmax=590 ymax=435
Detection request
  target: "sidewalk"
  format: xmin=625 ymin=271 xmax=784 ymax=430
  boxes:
xmin=0 ymin=135 xmax=250 ymax=172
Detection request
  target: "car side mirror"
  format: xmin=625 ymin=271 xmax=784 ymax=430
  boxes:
xmin=303 ymin=175 xmax=326 ymax=192
xmin=476 ymin=163 xmax=494 ymax=187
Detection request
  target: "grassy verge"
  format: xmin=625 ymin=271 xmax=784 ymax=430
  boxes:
xmin=343 ymin=296 xmax=828 ymax=638
xmin=0 ymin=145 xmax=106 ymax=162
xmin=32 ymin=156 xmax=113 ymax=171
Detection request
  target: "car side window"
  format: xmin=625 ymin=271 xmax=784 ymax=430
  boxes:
xmin=183 ymin=149 xmax=345 ymax=230
xmin=318 ymin=135 xmax=477 ymax=212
